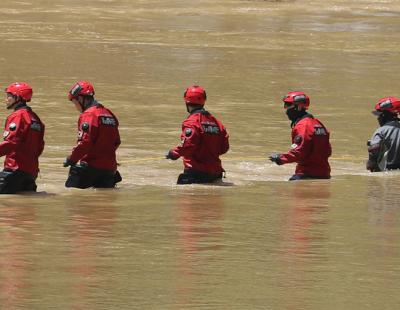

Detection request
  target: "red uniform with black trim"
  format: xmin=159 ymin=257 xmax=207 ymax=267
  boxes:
xmin=279 ymin=115 xmax=331 ymax=178
xmin=0 ymin=106 xmax=45 ymax=177
xmin=69 ymin=104 xmax=120 ymax=171
xmin=170 ymin=110 xmax=229 ymax=175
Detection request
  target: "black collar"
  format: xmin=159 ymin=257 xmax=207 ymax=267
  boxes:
xmin=190 ymin=108 xmax=207 ymax=115
xmin=292 ymin=113 xmax=313 ymax=127
xmin=83 ymin=100 xmax=102 ymax=111
xmin=14 ymin=103 xmax=30 ymax=111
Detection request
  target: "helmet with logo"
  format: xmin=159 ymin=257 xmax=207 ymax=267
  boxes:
xmin=68 ymin=81 xmax=95 ymax=101
xmin=372 ymin=96 xmax=400 ymax=116
xmin=183 ymin=85 xmax=207 ymax=106
xmin=282 ymin=91 xmax=310 ymax=110
xmin=5 ymin=82 xmax=33 ymax=102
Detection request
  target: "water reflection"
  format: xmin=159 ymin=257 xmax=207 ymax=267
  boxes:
xmin=366 ymin=176 xmax=400 ymax=263
xmin=0 ymin=203 xmax=36 ymax=309
xmin=278 ymin=182 xmax=330 ymax=308
xmin=362 ymin=176 xmax=400 ymax=306
xmin=367 ymin=176 xmax=400 ymax=228
xmin=172 ymin=192 xmax=225 ymax=308
xmin=64 ymin=193 xmax=118 ymax=309
xmin=281 ymin=182 xmax=330 ymax=259
xmin=1 ymin=0 xmax=400 ymax=308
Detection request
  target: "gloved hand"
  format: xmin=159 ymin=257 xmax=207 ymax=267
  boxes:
xmin=269 ymin=153 xmax=283 ymax=165
xmin=63 ymin=157 xmax=76 ymax=167
xmin=165 ymin=150 xmax=179 ymax=160
xmin=366 ymin=159 xmax=378 ymax=172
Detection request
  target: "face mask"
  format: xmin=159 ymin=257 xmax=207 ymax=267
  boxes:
xmin=286 ymin=106 xmax=300 ymax=122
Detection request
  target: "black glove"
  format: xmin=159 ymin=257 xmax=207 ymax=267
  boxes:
xmin=63 ymin=157 xmax=76 ymax=167
xmin=165 ymin=150 xmax=179 ymax=160
xmin=269 ymin=153 xmax=283 ymax=165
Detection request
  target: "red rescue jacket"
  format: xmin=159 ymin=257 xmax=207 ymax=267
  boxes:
xmin=279 ymin=114 xmax=331 ymax=178
xmin=0 ymin=105 xmax=45 ymax=177
xmin=171 ymin=109 xmax=229 ymax=175
xmin=69 ymin=103 xmax=120 ymax=171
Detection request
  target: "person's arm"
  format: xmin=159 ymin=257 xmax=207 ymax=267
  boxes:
xmin=219 ymin=123 xmax=229 ymax=155
xmin=366 ymin=131 xmax=384 ymax=172
xmin=67 ymin=114 xmax=97 ymax=164
xmin=167 ymin=123 xmax=200 ymax=160
xmin=279 ymin=122 xmax=312 ymax=164
xmin=0 ymin=115 xmax=25 ymax=157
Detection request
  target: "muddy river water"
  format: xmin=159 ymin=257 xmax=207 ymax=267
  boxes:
xmin=0 ymin=0 xmax=399 ymax=309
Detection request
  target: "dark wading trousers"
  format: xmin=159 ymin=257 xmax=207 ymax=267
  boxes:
xmin=0 ymin=170 xmax=37 ymax=194
xmin=65 ymin=164 xmax=122 ymax=189
xmin=289 ymin=174 xmax=331 ymax=181
xmin=177 ymin=169 xmax=223 ymax=185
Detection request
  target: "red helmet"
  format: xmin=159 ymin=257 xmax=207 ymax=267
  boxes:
xmin=183 ymin=85 xmax=207 ymax=106
xmin=373 ymin=97 xmax=400 ymax=115
xmin=68 ymin=81 xmax=95 ymax=101
xmin=5 ymin=82 xmax=33 ymax=102
xmin=282 ymin=91 xmax=310 ymax=110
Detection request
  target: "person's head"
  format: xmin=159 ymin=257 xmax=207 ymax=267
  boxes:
xmin=4 ymin=82 xmax=32 ymax=110
xmin=372 ymin=96 xmax=400 ymax=126
xmin=282 ymin=91 xmax=310 ymax=122
xmin=183 ymin=85 xmax=206 ymax=112
xmin=68 ymin=81 xmax=95 ymax=112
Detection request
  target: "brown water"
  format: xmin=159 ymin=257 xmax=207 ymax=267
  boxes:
xmin=0 ymin=0 xmax=400 ymax=309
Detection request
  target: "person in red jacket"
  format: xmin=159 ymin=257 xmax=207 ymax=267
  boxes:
xmin=0 ymin=82 xmax=45 ymax=193
xmin=166 ymin=85 xmax=229 ymax=184
xmin=269 ymin=91 xmax=331 ymax=181
xmin=63 ymin=81 xmax=121 ymax=189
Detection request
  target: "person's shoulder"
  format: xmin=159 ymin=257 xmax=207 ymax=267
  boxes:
xmin=182 ymin=116 xmax=195 ymax=125
xmin=312 ymin=116 xmax=328 ymax=126
xmin=386 ymin=120 xmax=400 ymax=127
xmin=102 ymin=106 xmax=117 ymax=116
xmin=295 ymin=114 xmax=312 ymax=125
xmin=203 ymin=110 xmax=217 ymax=118
xmin=82 ymin=106 xmax=98 ymax=116
xmin=186 ymin=111 xmax=200 ymax=120
xmin=371 ymin=125 xmax=389 ymax=138
xmin=182 ymin=114 xmax=199 ymax=126
xmin=7 ymin=107 xmax=28 ymax=120
xmin=302 ymin=114 xmax=326 ymax=125
xmin=5 ymin=109 xmax=33 ymax=128
xmin=376 ymin=121 xmax=395 ymax=130
xmin=24 ymin=106 xmax=41 ymax=118
xmin=93 ymin=103 xmax=115 ymax=115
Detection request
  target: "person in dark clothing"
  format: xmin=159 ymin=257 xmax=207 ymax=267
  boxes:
xmin=367 ymin=96 xmax=400 ymax=172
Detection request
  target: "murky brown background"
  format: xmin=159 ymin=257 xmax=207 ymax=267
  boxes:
xmin=0 ymin=0 xmax=399 ymax=309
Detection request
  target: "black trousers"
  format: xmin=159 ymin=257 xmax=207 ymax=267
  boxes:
xmin=0 ymin=170 xmax=37 ymax=194
xmin=65 ymin=164 xmax=122 ymax=189
xmin=177 ymin=169 xmax=222 ymax=185
xmin=386 ymin=164 xmax=400 ymax=170
xmin=289 ymin=174 xmax=331 ymax=181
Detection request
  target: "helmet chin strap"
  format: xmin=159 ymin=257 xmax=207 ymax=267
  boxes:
xmin=7 ymin=102 xmax=16 ymax=110
xmin=7 ymin=96 xmax=23 ymax=110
